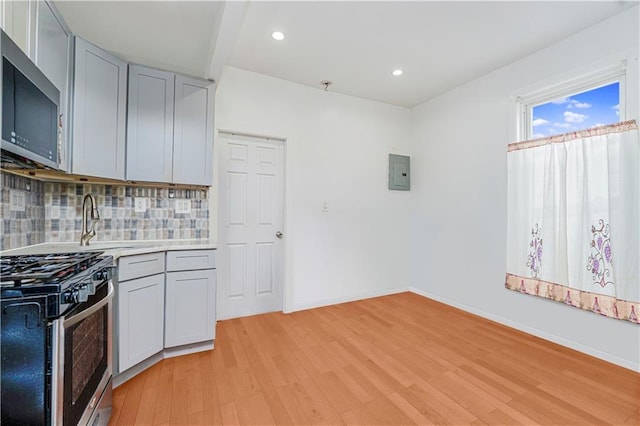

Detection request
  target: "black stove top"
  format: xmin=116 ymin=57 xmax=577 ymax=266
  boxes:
xmin=1 ymin=252 xmax=114 ymax=301
xmin=1 ymin=251 xmax=115 ymax=321
xmin=1 ymin=252 xmax=103 ymax=285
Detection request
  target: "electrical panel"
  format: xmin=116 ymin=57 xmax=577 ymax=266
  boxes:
xmin=388 ymin=154 xmax=410 ymax=191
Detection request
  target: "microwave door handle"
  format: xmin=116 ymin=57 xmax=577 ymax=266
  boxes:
xmin=63 ymin=282 xmax=114 ymax=328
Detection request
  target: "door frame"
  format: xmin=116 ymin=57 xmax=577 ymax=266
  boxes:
xmin=215 ymin=129 xmax=292 ymax=318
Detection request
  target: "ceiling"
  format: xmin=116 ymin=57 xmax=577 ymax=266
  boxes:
xmin=55 ymin=1 xmax=637 ymax=108
xmin=55 ymin=1 xmax=224 ymax=78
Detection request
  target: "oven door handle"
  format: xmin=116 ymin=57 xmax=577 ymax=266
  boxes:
xmin=63 ymin=282 xmax=114 ymax=328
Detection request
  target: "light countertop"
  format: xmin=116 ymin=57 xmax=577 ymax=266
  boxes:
xmin=1 ymin=239 xmax=217 ymax=258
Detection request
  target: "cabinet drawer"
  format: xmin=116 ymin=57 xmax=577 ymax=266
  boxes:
xmin=166 ymin=250 xmax=216 ymax=272
xmin=118 ymin=252 xmax=165 ymax=281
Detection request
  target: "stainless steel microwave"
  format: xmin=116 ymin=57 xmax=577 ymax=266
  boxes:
xmin=1 ymin=30 xmax=60 ymax=170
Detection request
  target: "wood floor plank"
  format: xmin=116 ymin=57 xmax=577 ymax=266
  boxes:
xmin=109 ymin=377 xmax=127 ymax=425
xmin=133 ymin=385 xmax=157 ymax=425
xmin=198 ymin=352 xmax=223 ymax=425
xmin=113 ymin=373 xmax=145 ymax=426
xmin=230 ymin=320 xmax=292 ymax=424
xmin=312 ymin=370 xmax=363 ymax=414
xmin=275 ymin=382 xmax=324 ymax=425
xmin=396 ymin=385 xmax=456 ymax=425
xmin=211 ymin=348 xmax=235 ymax=406
xmin=110 ymin=292 xmax=640 ymax=425
xmin=624 ymin=409 xmax=640 ymax=424
xmin=333 ymin=366 xmax=376 ymax=404
xmin=168 ymin=378 xmax=188 ymax=425
xmin=364 ymin=394 xmax=416 ymax=425
xmin=340 ymin=403 xmax=381 ymax=425
xmin=407 ymin=381 xmax=479 ymax=424
xmin=186 ymin=410 xmax=205 ymax=425
xmin=235 ymin=392 xmax=276 ymax=425
xmin=386 ymin=391 xmax=436 ymax=425
xmin=219 ymin=402 xmax=239 ymax=424
xmin=476 ymin=408 xmax=522 ymax=426
xmin=151 ymin=358 xmax=174 ymax=425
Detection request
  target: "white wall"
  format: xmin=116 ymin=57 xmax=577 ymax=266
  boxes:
xmin=214 ymin=67 xmax=412 ymax=311
xmin=409 ymin=7 xmax=640 ymax=371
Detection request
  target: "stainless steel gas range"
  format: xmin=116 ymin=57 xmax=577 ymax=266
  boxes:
xmin=1 ymin=252 xmax=115 ymax=425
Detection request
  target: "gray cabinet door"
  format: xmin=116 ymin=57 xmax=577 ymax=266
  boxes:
xmin=117 ymin=274 xmax=165 ymax=373
xmin=72 ymin=37 xmax=127 ymax=179
xmin=0 ymin=0 xmax=35 ymax=56
xmin=34 ymin=1 xmax=71 ymax=171
xmin=165 ymin=269 xmax=216 ymax=347
xmin=173 ymin=75 xmax=215 ymax=185
xmin=126 ymin=65 xmax=175 ymax=182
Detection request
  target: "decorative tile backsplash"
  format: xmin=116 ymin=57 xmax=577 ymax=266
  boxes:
xmin=1 ymin=173 xmax=46 ymax=250
xmin=1 ymin=171 xmax=210 ymax=251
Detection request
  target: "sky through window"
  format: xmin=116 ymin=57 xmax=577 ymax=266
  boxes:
xmin=531 ymin=82 xmax=620 ymax=139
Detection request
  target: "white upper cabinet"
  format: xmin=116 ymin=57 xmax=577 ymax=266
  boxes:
xmin=72 ymin=37 xmax=127 ymax=180
xmin=2 ymin=5 xmax=214 ymax=185
xmin=173 ymin=75 xmax=215 ymax=185
xmin=126 ymin=64 xmax=215 ymax=185
xmin=126 ymin=65 xmax=175 ymax=182
xmin=33 ymin=1 xmax=72 ymax=171
xmin=0 ymin=0 xmax=35 ymax=56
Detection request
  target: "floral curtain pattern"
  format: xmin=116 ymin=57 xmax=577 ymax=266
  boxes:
xmin=506 ymin=120 xmax=639 ymax=323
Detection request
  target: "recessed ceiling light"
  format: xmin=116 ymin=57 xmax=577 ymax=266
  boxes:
xmin=392 ymin=69 xmax=403 ymax=76
xmin=272 ymin=31 xmax=285 ymax=41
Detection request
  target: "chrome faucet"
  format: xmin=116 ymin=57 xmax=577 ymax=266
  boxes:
xmin=80 ymin=193 xmax=100 ymax=246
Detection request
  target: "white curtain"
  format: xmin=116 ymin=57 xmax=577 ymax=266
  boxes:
xmin=506 ymin=121 xmax=639 ymax=323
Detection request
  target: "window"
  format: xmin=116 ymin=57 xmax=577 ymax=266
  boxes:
xmin=512 ymin=56 xmax=638 ymax=142
xmin=530 ymin=81 xmax=620 ymax=139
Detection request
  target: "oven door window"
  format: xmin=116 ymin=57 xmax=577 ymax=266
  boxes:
xmin=63 ymin=284 xmax=109 ymax=426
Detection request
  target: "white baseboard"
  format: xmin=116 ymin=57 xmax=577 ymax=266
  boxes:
xmin=409 ymin=287 xmax=640 ymax=373
xmin=287 ymin=286 xmax=407 ymax=313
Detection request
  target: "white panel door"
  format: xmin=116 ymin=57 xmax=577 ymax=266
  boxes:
xmin=218 ymin=134 xmax=284 ymax=319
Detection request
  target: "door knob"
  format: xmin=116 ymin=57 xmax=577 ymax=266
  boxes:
xmin=276 ymin=231 xmax=283 ymax=239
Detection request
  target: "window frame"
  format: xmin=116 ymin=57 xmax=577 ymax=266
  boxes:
xmin=511 ymin=53 xmax=638 ymax=142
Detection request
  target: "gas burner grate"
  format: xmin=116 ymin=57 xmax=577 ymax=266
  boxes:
xmin=0 ymin=252 xmax=104 ymax=286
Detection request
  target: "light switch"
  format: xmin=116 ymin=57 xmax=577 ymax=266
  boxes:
xmin=9 ymin=190 xmax=26 ymax=212
xmin=134 ymin=197 xmax=147 ymax=213
xmin=322 ymin=201 xmax=329 ymax=212
xmin=175 ymin=199 xmax=192 ymax=214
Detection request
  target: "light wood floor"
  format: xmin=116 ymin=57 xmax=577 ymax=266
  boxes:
xmin=109 ymin=292 xmax=640 ymax=425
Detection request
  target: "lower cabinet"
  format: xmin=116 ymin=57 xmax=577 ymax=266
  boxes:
xmin=165 ymin=269 xmax=216 ymax=347
xmin=115 ymin=249 xmax=216 ymax=377
xmin=117 ymin=273 xmax=165 ymax=372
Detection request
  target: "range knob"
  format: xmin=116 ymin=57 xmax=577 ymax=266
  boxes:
xmin=93 ymin=267 xmax=114 ymax=281
xmin=78 ymin=286 xmax=89 ymax=303
xmin=86 ymin=280 xmax=96 ymax=296
xmin=63 ymin=291 xmax=77 ymax=304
